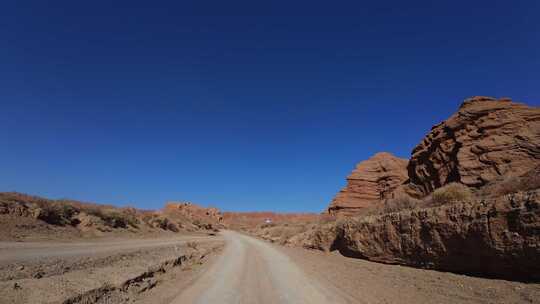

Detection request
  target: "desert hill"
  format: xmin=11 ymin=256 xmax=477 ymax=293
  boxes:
xmin=0 ymin=192 xmax=223 ymax=241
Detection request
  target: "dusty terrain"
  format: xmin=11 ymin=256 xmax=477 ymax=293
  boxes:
xmin=173 ymin=230 xmax=348 ymax=304
xmin=2 ymin=230 xmax=539 ymax=303
xmin=0 ymin=233 xmax=223 ymax=304
xmin=285 ymin=246 xmax=540 ymax=304
xmin=0 ymin=234 xmax=211 ymax=264
xmin=0 ymin=192 xmax=224 ymax=242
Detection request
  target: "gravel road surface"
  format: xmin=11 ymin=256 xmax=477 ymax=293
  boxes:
xmin=173 ymin=230 xmax=349 ymax=304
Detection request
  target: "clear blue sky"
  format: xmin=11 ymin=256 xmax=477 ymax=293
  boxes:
xmin=1 ymin=1 xmax=539 ymax=212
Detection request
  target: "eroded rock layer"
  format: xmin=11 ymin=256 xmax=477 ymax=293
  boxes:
xmin=327 ymin=152 xmax=408 ymax=216
xmin=407 ymin=96 xmax=540 ymax=195
xmin=327 ymin=191 xmax=540 ymax=281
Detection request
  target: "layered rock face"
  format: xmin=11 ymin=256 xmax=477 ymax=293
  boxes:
xmin=325 ymin=191 xmax=540 ymax=281
xmin=407 ymin=96 xmax=540 ymax=195
xmin=310 ymin=96 xmax=540 ymax=281
xmin=327 ymin=152 xmax=408 ymax=216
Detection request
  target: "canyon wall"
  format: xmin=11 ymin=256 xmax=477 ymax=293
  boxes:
xmin=322 ymin=191 xmax=540 ymax=281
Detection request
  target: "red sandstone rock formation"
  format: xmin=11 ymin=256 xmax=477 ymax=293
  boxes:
xmin=308 ymin=96 xmax=540 ymax=281
xmin=407 ymin=96 xmax=540 ymax=195
xmin=315 ymin=191 xmax=540 ymax=281
xmin=327 ymin=152 xmax=408 ymax=216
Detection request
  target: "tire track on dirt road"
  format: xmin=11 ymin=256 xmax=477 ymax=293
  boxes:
xmin=173 ymin=230 xmax=350 ymax=304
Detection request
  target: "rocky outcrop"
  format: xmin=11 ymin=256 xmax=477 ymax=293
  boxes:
xmin=289 ymin=222 xmax=339 ymax=251
xmin=164 ymin=202 xmax=222 ymax=222
xmin=327 ymin=152 xmax=408 ymax=216
xmin=300 ymin=97 xmax=540 ymax=281
xmin=0 ymin=192 xmax=223 ymax=240
xmin=308 ymin=191 xmax=540 ymax=281
xmin=164 ymin=202 xmax=223 ymax=229
xmin=0 ymin=199 xmax=40 ymax=218
xmin=407 ymin=96 xmax=540 ymax=195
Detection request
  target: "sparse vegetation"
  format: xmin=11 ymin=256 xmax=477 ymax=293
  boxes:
xmin=141 ymin=214 xmax=180 ymax=232
xmin=0 ymin=192 xmax=220 ymax=237
xmin=430 ymin=183 xmax=473 ymax=206
xmin=187 ymin=241 xmax=199 ymax=250
xmin=71 ymin=205 xmax=140 ymax=229
xmin=482 ymin=167 xmax=540 ymax=197
xmin=37 ymin=202 xmax=79 ymax=226
xmin=382 ymin=193 xmax=420 ymax=213
xmin=101 ymin=211 xmax=130 ymax=228
xmin=255 ymin=223 xmax=314 ymax=245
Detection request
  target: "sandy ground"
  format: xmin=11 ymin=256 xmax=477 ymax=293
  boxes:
xmin=2 ymin=230 xmax=539 ymax=303
xmin=173 ymin=230 xmax=348 ymax=304
xmin=285 ymin=247 xmax=540 ymax=304
xmin=174 ymin=231 xmax=540 ymax=304
xmin=0 ymin=234 xmax=224 ymax=304
xmin=0 ymin=234 xmax=212 ymax=262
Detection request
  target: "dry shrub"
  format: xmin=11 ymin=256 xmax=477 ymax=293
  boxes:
xmin=83 ymin=207 xmax=139 ymax=229
xmin=263 ymin=224 xmax=310 ymax=244
xmin=142 ymin=214 xmax=179 ymax=232
xmin=260 ymin=222 xmax=276 ymax=229
xmin=37 ymin=202 xmax=79 ymax=226
xmin=187 ymin=241 xmax=199 ymax=250
xmin=192 ymin=219 xmax=214 ymax=230
xmin=102 ymin=211 xmax=128 ymax=228
xmin=483 ymin=169 xmax=540 ymax=197
xmin=430 ymin=183 xmax=473 ymax=206
xmin=382 ymin=193 xmax=420 ymax=214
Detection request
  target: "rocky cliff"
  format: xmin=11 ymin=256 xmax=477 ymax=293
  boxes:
xmin=327 ymin=152 xmax=408 ymax=216
xmin=407 ymin=96 xmax=540 ymax=195
xmin=313 ymin=191 xmax=539 ymax=281
xmin=310 ymin=96 xmax=540 ymax=281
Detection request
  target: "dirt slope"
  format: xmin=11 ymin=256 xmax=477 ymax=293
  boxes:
xmin=0 ymin=235 xmax=223 ymax=304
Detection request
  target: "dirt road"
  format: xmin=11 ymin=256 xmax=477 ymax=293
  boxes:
xmin=2 ymin=231 xmax=539 ymax=304
xmin=0 ymin=235 xmax=208 ymax=262
xmin=173 ymin=231 xmax=540 ymax=304
xmin=173 ymin=230 xmax=350 ymax=304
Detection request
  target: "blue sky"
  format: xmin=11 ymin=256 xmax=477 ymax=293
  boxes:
xmin=1 ymin=1 xmax=539 ymax=212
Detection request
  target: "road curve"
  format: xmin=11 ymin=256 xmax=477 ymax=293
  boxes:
xmin=173 ymin=230 xmax=347 ymax=304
